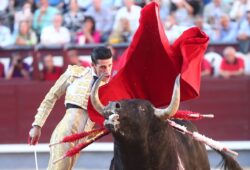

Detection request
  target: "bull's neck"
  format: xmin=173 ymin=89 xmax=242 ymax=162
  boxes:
xmin=113 ymin=127 xmax=179 ymax=170
xmin=114 ymin=139 xmax=150 ymax=170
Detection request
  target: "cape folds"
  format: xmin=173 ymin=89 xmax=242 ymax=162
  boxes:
xmin=87 ymin=2 xmax=209 ymax=125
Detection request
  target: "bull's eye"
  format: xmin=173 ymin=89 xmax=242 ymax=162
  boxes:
xmin=115 ymin=102 xmax=121 ymax=109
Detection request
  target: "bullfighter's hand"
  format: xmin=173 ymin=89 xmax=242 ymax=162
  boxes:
xmin=29 ymin=126 xmax=41 ymax=145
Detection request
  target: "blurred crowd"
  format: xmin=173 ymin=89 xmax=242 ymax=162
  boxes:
xmin=0 ymin=0 xmax=249 ymax=49
xmin=0 ymin=0 xmax=250 ymax=80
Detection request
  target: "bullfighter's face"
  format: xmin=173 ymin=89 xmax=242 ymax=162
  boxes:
xmin=92 ymin=58 xmax=113 ymax=83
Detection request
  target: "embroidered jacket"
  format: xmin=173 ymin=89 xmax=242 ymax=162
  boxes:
xmin=32 ymin=65 xmax=95 ymax=127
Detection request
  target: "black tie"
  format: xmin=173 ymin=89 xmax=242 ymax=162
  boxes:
xmin=91 ymin=76 xmax=98 ymax=87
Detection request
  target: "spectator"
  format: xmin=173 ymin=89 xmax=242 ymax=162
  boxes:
xmin=63 ymin=0 xmax=85 ymax=40
xmin=85 ymin=0 xmax=113 ymax=42
xmin=201 ymin=58 xmax=213 ymax=76
xmin=67 ymin=49 xmax=91 ymax=67
xmin=204 ymin=50 xmax=223 ymax=76
xmin=41 ymin=54 xmax=63 ymax=80
xmin=6 ymin=53 xmax=30 ymax=80
xmin=0 ymin=17 xmax=13 ymax=47
xmin=0 ymin=62 xmax=5 ymax=78
xmin=203 ymin=0 xmax=231 ymax=28
xmin=193 ymin=15 xmax=214 ymax=38
xmin=23 ymin=0 xmax=38 ymax=12
xmin=211 ymin=14 xmax=238 ymax=42
xmin=108 ymin=18 xmax=133 ymax=44
xmin=13 ymin=1 xmax=33 ymax=33
xmin=75 ymin=16 xmax=101 ymax=44
xmin=186 ymin=0 xmax=203 ymax=15
xmin=219 ymin=46 xmax=245 ymax=78
xmin=149 ymin=0 xmax=170 ymax=22
xmin=237 ymin=11 xmax=250 ymax=54
xmin=76 ymin=0 xmax=92 ymax=11
xmin=170 ymin=0 xmax=195 ymax=27
xmin=33 ymin=0 xmax=59 ymax=35
xmin=164 ymin=14 xmax=188 ymax=43
xmin=113 ymin=0 xmax=141 ymax=35
xmin=101 ymin=0 xmax=123 ymax=12
xmin=40 ymin=13 xmax=71 ymax=45
xmin=26 ymin=0 xmax=37 ymax=13
xmin=229 ymin=0 xmax=250 ymax=23
xmin=14 ymin=20 xmax=38 ymax=46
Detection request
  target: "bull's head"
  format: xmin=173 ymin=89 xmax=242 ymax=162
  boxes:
xmin=91 ymin=74 xmax=180 ymax=137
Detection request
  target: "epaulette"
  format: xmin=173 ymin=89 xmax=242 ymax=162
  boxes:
xmin=67 ymin=65 xmax=86 ymax=77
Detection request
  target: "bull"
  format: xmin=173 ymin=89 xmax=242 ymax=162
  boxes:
xmin=91 ymin=74 xmax=242 ymax=170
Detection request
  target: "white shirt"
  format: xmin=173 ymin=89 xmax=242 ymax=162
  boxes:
xmin=113 ymin=5 xmax=141 ymax=33
xmin=230 ymin=1 xmax=250 ymax=22
xmin=165 ymin=25 xmax=188 ymax=44
xmin=40 ymin=26 xmax=71 ymax=45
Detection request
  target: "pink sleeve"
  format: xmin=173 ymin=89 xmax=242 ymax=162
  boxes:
xmin=93 ymin=31 xmax=101 ymax=43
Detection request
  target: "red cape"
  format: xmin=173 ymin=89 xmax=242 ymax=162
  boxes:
xmin=88 ymin=2 xmax=209 ymax=126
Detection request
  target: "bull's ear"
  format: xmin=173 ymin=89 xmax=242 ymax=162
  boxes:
xmin=91 ymin=74 xmax=105 ymax=115
xmin=154 ymin=74 xmax=181 ymax=120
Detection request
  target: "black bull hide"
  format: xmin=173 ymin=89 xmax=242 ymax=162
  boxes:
xmin=103 ymin=99 xmax=242 ymax=170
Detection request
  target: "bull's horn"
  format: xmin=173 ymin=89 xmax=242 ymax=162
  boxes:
xmin=90 ymin=74 xmax=105 ymax=115
xmin=154 ymin=74 xmax=181 ymax=119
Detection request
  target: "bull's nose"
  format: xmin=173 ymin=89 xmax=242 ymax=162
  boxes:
xmin=115 ymin=102 xmax=121 ymax=109
xmin=107 ymin=102 xmax=121 ymax=109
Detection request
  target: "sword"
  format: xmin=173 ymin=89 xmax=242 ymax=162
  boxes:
xmin=29 ymin=128 xmax=39 ymax=170
xmin=33 ymin=145 xmax=39 ymax=170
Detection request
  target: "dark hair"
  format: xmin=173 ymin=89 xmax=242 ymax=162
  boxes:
xmin=91 ymin=46 xmax=112 ymax=64
xmin=83 ymin=16 xmax=96 ymax=34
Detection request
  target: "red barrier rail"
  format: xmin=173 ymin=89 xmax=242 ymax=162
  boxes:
xmin=0 ymin=76 xmax=249 ymax=144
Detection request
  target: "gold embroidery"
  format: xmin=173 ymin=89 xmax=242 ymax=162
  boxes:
xmin=68 ymin=65 xmax=85 ymax=77
xmin=32 ymin=67 xmax=93 ymax=127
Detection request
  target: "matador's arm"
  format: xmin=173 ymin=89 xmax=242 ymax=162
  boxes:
xmin=32 ymin=66 xmax=82 ymax=127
